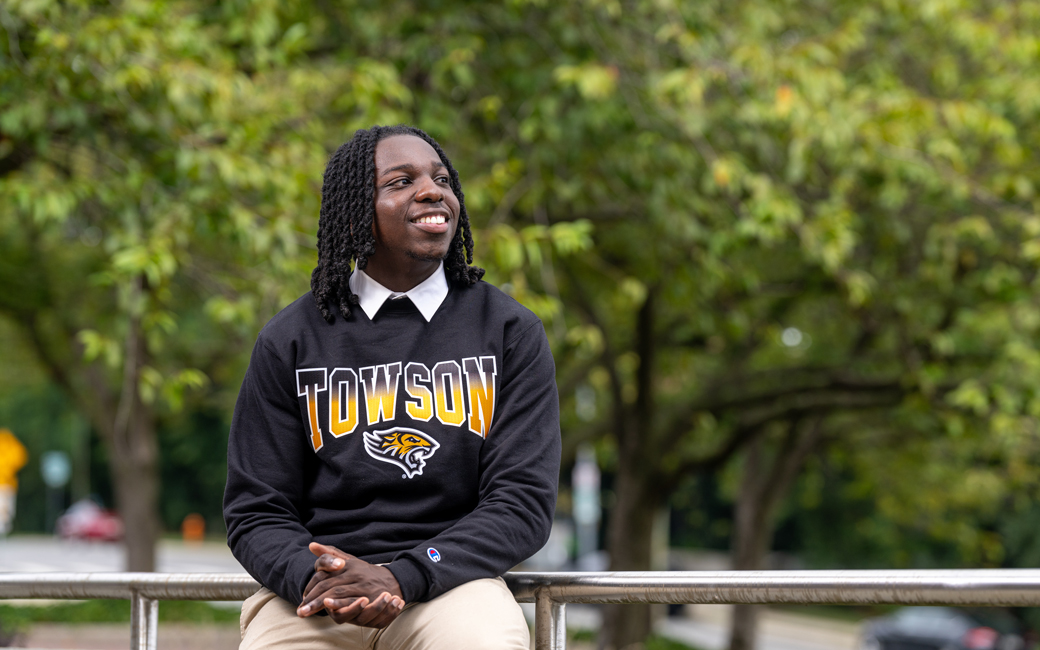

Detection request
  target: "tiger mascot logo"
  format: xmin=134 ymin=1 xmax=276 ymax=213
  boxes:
xmin=363 ymin=428 xmax=440 ymax=479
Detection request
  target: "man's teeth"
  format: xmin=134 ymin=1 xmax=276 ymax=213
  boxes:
xmin=415 ymin=216 xmax=446 ymax=224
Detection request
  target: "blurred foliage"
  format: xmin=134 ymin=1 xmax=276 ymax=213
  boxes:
xmin=518 ymin=0 xmax=1040 ymax=588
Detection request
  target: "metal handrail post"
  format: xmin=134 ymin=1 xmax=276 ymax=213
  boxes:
xmin=130 ymin=590 xmax=158 ymax=650
xmin=551 ymin=601 xmax=566 ymax=650
xmin=534 ymin=588 xmax=566 ymax=650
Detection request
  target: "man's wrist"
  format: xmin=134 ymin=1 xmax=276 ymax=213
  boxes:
xmin=375 ymin=565 xmax=404 ymax=600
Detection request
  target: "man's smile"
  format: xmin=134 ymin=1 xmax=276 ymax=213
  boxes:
xmin=410 ymin=212 xmax=452 ymax=234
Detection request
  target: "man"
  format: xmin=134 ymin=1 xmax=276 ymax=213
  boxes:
xmin=224 ymin=125 xmax=561 ymax=650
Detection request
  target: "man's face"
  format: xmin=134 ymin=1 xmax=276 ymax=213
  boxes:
xmin=368 ymin=135 xmax=460 ymax=279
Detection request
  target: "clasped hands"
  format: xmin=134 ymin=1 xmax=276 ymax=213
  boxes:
xmin=297 ymin=542 xmax=406 ymax=628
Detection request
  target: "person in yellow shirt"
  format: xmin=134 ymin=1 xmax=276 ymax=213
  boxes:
xmin=0 ymin=428 xmax=28 ymax=536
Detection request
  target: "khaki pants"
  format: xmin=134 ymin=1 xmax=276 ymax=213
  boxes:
xmin=240 ymin=577 xmax=529 ymax=650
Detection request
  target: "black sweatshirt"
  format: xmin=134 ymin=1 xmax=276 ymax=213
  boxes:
xmin=223 ymin=281 xmax=561 ymax=605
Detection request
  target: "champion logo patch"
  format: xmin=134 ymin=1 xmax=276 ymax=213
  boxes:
xmin=427 ymin=547 xmax=441 ymax=562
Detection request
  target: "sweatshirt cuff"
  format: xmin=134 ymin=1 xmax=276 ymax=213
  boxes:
xmin=289 ymin=548 xmax=320 ymax=603
xmin=386 ymin=556 xmax=429 ymax=603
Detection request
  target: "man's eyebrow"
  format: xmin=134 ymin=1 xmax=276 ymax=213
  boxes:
xmin=378 ymin=161 xmax=446 ymax=177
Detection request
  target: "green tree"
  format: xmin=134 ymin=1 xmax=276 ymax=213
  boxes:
xmin=536 ymin=2 xmax=1040 ymax=644
xmin=0 ymin=0 xmax=408 ymax=569
xmin=424 ymin=1 xmax=1040 ymax=647
xmin=0 ymin=0 xmax=587 ymax=570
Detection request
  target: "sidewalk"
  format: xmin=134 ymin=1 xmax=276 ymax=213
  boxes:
xmin=13 ymin=623 xmax=240 ymax=650
xmin=520 ymin=603 xmax=861 ymax=650
xmin=662 ymin=605 xmax=861 ymax=650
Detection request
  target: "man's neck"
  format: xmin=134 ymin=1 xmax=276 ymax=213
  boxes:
xmin=362 ymin=258 xmax=441 ymax=293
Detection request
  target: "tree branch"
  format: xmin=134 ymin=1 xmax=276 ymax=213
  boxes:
xmin=661 ymin=383 xmax=903 ymax=490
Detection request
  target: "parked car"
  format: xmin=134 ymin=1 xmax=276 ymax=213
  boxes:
xmin=56 ymin=499 xmax=124 ymax=542
xmin=860 ymin=607 xmax=1024 ymax=650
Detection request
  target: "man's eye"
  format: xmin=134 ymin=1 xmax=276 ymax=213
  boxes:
xmin=436 ymin=176 xmax=450 ymax=184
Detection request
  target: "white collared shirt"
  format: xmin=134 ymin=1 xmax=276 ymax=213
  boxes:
xmin=348 ymin=262 xmax=449 ymax=323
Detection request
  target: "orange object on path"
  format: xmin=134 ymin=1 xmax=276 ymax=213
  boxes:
xmin=181 ymin=513 xmax=206 ymax=543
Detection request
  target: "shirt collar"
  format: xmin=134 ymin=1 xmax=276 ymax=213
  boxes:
xmin=348 ymin=262 xmax=449 ymax=323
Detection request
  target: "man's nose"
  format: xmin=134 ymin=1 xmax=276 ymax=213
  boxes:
xmin=415 ymin=176 xmax=444 ymax=202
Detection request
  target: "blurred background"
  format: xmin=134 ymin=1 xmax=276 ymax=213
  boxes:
xmin=3 ymin=1 xmax=1040 ymax=649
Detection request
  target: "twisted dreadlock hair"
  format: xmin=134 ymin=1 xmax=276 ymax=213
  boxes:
xmin=310 ymin=125 xmax=485 ymax=323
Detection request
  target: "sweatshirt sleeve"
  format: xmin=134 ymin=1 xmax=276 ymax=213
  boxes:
xmin=385 ymin=319 xmax=562 ymax=603
xmin=223 ymin=335 xmax=317 ymax=605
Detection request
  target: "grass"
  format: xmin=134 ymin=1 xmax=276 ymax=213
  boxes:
xmin=772 ymin=603 xmax=889 ymax=622
xmin=646 ymin=635 xmax=706 ymax=650
xmin=0 ymin=599 xmax=239 ymax=635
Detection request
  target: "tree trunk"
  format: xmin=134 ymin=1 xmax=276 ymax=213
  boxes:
xmin=20 ymin=309 xmax=161 ymax=571
xmin=600 ymin=289 xmax=660 ymax=650
xmin=601 ymin=462 xmax=659 ymax=650
xmin=727 ymin=420 xmax=825 ymax=650
xmin=104 ymin=280 xmax=160 ymax=571
xmin=728 ymin=437 xmax=770 ymax=650
xmin=109 ymin=416 xmax=159 ymax=572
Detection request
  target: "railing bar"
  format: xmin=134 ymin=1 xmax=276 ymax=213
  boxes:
xmin=6 ymin=570 xmax=1040 ymax=602
xmin=0 ymin=573 xmax=261 ymax=600
xmin=6 ymin=570 xmax=1040 ymax=650
xmin=505 ymin=570 xmax=1040 ymax=606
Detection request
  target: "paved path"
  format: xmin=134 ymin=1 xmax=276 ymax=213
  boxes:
xmin=21 ymin=623 xmax=241 ymax=650
xmin=660 ymin=605 xmax=860 ymax=650
xmin=520 ymin=603 xmax=861 ymax=650
xmin=0 ymin=536 xmax=244 ymax=573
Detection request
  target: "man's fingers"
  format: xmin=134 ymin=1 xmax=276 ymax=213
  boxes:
xmin=301 ymin=570 xmax=333 ymax=604
xmin=296 ymin=596 xmax=324 ymax=617
xmin=360 ymin=592 xmax=403 ymax=627
xmin=352 ymin=593 xmax=390 ymax=625
xmin=300 ymin=572 xmax=357 ymax=607
xmin=370 ymin=594 xmax=405 ymax=628
xmin=314 ymin=553 xmax=345 ymax=572
xmin=326 ymin=592 xmax=404 ymax=628
xmin=299 ymin=583 xmax=344 ymax=615
xmin=325 ymin=596 xmax=368 ymax=624
xmin=298 ymin=581 xmax=329 ymax=614
xmin=309 ymin=542 xmax=350 ymax=560
xmin=301 ymin=543 xmax=354 ymax=606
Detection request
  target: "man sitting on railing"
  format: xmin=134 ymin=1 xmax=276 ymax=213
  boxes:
xmin=223 ymin=125 xmax=562 ymax=650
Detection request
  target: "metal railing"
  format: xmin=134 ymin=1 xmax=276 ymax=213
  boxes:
xmin=5 ymin=570 xmax=1040 ymax=650
xmin=0 ymin=573 xmax=258 ymax=650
